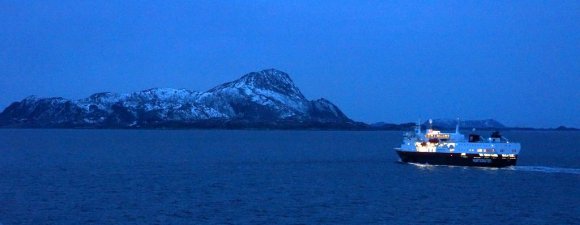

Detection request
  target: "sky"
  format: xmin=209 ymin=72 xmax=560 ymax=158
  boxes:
xmin=0 ymin=1 xmax=578 ymax=128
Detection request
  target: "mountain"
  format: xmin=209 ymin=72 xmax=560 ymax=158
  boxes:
xmin=423 ymin=119 xmax=505 ymax=130
xmin=367 ymin=119 xmax=505 ymax=131
xmin=554 ymin=126 xmax=579 ymax=131
xmin=369 ymin=122 xmax=416 ymax=130
xmin=0 ymin=69 xmax=361 ymax=129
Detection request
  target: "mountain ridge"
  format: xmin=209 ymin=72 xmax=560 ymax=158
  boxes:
xmin=424 ymin=119 xmax=505 ymax=130
xmin=0 ymin=69 xmax=360 ymax=129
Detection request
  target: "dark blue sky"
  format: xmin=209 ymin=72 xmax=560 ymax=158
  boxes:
xmin=1 ymin=1 xmax=578 ymax=127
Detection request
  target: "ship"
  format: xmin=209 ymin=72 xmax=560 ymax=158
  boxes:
xmin=395 ymin=120 xmax=521 ymax=167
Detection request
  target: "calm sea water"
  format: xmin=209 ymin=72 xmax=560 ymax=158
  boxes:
xmin=0 ymin=130 xmax=578 ymax=225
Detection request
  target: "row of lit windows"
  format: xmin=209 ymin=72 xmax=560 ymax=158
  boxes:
xmin=425 ymin=133 xmax=450 ymax=139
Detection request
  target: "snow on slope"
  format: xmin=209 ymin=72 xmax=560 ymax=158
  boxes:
xmin=0 ymin=69 xmax=352 ymax=127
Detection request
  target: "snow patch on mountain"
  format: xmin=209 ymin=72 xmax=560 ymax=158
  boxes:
xmin=0 ymin=69 xmax=352 ymax=128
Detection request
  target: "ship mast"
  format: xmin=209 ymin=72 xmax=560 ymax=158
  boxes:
xmin=416 ymin=119 xmax=422 ymax=134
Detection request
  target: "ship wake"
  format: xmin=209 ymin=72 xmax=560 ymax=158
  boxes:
xmin=404 ymin=162 xmax=580 ymax=175
xmin=509 ymin=166 xmax=580 ymax=175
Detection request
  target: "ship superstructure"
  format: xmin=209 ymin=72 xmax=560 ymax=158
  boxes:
xmin=395 ymin=120 xmax=521 ymax=167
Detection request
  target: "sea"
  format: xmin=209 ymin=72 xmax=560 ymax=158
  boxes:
xmin=0 ymin=129 xmax=578 ymax=225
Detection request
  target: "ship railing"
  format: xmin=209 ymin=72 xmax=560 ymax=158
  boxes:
xmin=501 ymin=136 xmax=510 ymax=143
xmin=487 ymin=136 xmax=511 ymax=143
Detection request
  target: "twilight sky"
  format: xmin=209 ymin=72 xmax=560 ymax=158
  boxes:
xmin=1 ymin=1 xmax=578 ymax=128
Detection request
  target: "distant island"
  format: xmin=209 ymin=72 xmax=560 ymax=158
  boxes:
xmin=0 ymin=69 xmax=576 ymax=131
xmin=0 ymin=69 xmax=364 ymax=129
xmin=370 ymin=119 xmax=578 ymax=131
xmin=371 ymin=119 xmax=505 ymax=130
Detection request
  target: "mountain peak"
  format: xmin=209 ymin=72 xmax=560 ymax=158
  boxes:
xmin=239 ymin=68 xmax=294 ymax=87
xmin=211 ymin=69 xmax=305 ymax=100
xmin=258 ymin=68 xmax=291 ymax=79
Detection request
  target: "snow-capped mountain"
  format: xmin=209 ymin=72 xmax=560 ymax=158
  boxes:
xmin=0 ymin=69 xmax=356 ymax=128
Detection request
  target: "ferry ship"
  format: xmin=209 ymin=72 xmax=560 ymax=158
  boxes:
xmin=395 ymin=120 xmax=521 ymax=167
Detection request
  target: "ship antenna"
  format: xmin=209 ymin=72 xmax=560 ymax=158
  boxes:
xmin=455 ymin=118 xmax=460 ymax=134
xmin=429 ymin=119 xmax=433 ymax=130
xmin=416 ymin=119 xmax=422 ymax=134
